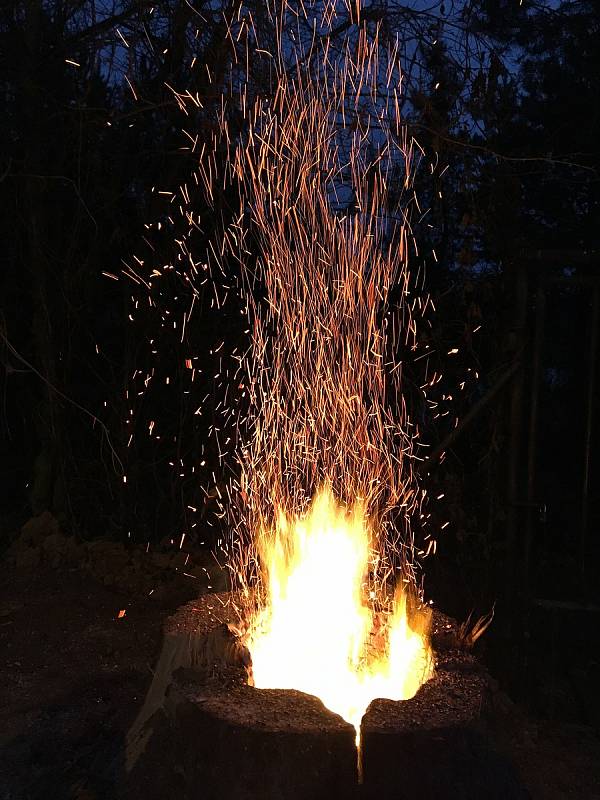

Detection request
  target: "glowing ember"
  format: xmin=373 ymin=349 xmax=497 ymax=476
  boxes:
xmin=245 ymin=486 xmax=434 ymax=739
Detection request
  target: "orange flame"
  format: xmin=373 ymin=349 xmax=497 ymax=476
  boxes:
xmin=245 ymin=486 xmax=433 ymax=740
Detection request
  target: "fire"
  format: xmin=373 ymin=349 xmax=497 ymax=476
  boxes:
xmin=139 ymin=0 xmax=438 ymax=747
xmin=245 ymin=486 xmax=434 ymax=739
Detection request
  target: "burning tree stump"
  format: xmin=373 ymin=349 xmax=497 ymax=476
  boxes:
xmin=123 ymin=593 xmax=527 ymax=800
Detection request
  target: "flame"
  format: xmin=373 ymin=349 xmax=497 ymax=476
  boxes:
xmin=245 ymin=486 xmax=434 ymax=740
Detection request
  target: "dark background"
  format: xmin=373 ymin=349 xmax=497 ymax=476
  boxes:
xmin=1 ymin=0 xmax=599 ymax=727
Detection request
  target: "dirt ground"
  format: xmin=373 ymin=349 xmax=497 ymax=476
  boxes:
xmin=1 ymin=560 xmax=599 ymax=800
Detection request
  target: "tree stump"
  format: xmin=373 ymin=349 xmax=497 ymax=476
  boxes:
xmin=122 ymin=593 xmax=527 ymax=800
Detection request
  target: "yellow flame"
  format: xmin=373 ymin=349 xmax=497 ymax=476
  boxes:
xmin=245 ymin=487 xmax=434 ymax=739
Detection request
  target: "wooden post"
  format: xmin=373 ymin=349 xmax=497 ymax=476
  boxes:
xmin=505 ymin=264 xmax=528 ymax=596
xmin=524 ymin=283 xmax=546 ymax=583
xmin=581 ymin=285 xmax=599 ymax=585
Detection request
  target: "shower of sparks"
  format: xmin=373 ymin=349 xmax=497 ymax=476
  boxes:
xmin=113 ymin=0 xmax=473 ymax=736
xmin=218 ymin=0 xmax=426 ymax=610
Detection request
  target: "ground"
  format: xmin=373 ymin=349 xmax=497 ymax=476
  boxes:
xmin=0 ymin=565 xmax=201 ymax=799
xmin=1 ymin=557 xmax=599 ymax=799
